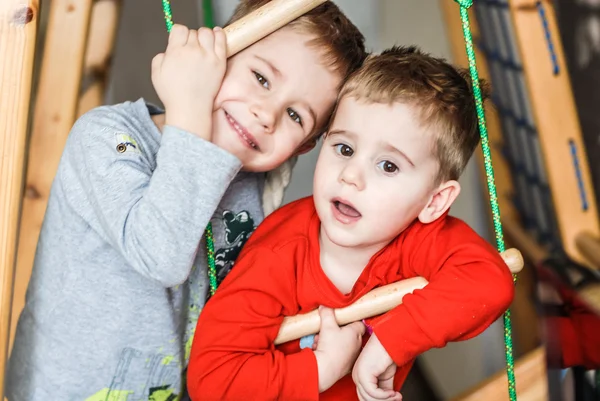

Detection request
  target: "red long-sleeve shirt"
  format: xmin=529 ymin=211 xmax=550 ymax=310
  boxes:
xmin=188 ymin=197 xmax=514 ymax=400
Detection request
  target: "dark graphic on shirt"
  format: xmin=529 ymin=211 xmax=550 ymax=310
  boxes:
xmin=85 ymin=347 xmax=181 ymax=401
xmin=214 ymin=209 xmax=256 ymax=284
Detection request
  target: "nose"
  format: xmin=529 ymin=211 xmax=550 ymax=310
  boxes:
xmin=338 ymin=158 xmax=365 ymax=191
xmin=250 ymin=102 xmax=277 ymax=135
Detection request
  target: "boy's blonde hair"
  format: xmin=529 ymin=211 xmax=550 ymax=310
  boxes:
xmin=339 ymin=46 xmax=491 ymax=184
xmin=227 ymin=0 xmax=367 ymax=215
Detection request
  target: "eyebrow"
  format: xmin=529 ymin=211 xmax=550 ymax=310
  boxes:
xmin=255 ymin=55 xmax=281 ymax=78
xmin=383 ymin=142 xmax=415 ymax=167
xmin=328 ymin=129 xmax=415 ymax=167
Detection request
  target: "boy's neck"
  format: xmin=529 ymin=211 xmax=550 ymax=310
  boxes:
xmin=318 ymin=226 xmax=386 ymax=294
xmin=151 ymin=114 xmax=165 ymax=131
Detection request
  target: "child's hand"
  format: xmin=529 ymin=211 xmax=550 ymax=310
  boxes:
xmin=314 ymin=306 xmax=365 ymax=393
xmin=151 ymin=24 xmax=227 ymax=139
xmin=352 ymin=334 xmax=402 ymax=401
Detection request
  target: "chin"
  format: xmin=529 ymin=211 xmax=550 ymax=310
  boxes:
xmin=321 ymin=224 xmax=364 ymax=248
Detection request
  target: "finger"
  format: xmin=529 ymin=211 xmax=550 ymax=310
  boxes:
xmin=379 ymin=374 xmax=395 ymax=391
xmin=213 ymin=26 xmax=227 ymax=59
xmin=187 ymin=29 xmax=199 ymax=47
xmin=346 ymin=321 xmax=366 ymax=337
xmin=360 ymin=375 xmax=397 ymax=400
xmin=168 ymin=24 xmax=188 ymax=48
xmin=356 ymin=382 xmax=379 ymax=401
xmin=151 ymin=53 xmax=164 ymax=76
xmin=198 ymin=27 xmax=215 ymax=50
xmin=356 ymin=385 xmax=369 ymax=401
xmin=318 ymin=306 xmax=339 ymax=331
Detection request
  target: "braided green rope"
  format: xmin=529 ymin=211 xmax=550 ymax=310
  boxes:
xmin=454 ymin=1 xmax=517 ymax=400
xmin=162 ymin=0 xmax=219 ymax=297
xmin=162 ymin=0 xmax=174 ymax=32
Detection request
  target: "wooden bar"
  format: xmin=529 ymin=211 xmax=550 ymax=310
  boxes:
xmin=0 ymin=0 xmax=40 ymax=395
xmin=10 ymin=0 xmax=94 ymax=350
xmin=224 ymin=0 xmax=327 ymax=57
xmin=77 ymin=0 xmax=121 ymax=117
xmin=509 ymin=0 xmax=600 ymax=268
xmin=275 ymin=249 xmax=523 ymax=344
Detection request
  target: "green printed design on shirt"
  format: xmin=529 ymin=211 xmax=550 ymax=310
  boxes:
xmin=86 ymin=389 xmax=134 ymax=401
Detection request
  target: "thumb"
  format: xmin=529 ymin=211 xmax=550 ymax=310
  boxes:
xmin=345 ymin=320 xmax=366 ymax=337
xmin=318 ymin=306 xmax=339 ymax=331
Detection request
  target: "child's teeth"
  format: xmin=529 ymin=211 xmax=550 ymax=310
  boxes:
xmin=228 ymin=113 xmax=257 ymax=149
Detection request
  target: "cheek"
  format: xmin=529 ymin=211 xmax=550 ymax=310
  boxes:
xmin=215 ymin=71 xmax=246 ymax=103
xmin=313 ymin=151 xmax=331 ymax=189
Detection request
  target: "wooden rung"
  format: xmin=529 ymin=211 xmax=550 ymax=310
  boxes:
xmin=450 ymin=347 xmax=548 ymax=401
xmin=275 ymin=248 xmax=524 ymax=344
xmin=77 ymin=0 xmax=121 ymax=117
xmin=0 ymin=0 xmax=40 ymax=395
xmin=10 ymin=0 xmax=94 ymax=352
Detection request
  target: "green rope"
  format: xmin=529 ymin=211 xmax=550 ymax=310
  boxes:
xmin=161 ymin=0 xmax=219 ymax=297
xmin=162 ymin=0 xmax=173 ymax=32
xmin=454 ymin=1 xmax=517 ymax=400
xmin=206 ymin=222 xmax=218 ymax=297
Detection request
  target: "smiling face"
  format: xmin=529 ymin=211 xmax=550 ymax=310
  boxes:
xmin=211 ymin=26 xmax=341 ymax=172
xmin=313 ymin=96 xmax=442 ymax=251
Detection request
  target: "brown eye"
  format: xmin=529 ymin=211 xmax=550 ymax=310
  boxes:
xmin=378 ymin=160 xmax=399 ymax=174
xmin=334 ymin=144 xmax=353 ymax=157
xmin=253 ymin=71 xmax=269 ymax=89
xmin=287 ymin=108 xmax=303 ymax=126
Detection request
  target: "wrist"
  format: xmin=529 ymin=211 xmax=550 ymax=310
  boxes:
xmin=366 ymin=333 xmax=394 ymax=364
xmin=165 ymin=107 xmax=213 ymax=140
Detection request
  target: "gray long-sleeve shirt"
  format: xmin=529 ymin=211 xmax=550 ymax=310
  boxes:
xmin=7 ymin=99 xmax=265 ymax=401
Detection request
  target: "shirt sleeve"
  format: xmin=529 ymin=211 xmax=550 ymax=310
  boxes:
xmin=60 ymin=108 xmax=241 ymax=287
xmin=187 ymin=246 xmax=320 ymax=401
xmin=371 ymin=220 xmax=515 ymax=367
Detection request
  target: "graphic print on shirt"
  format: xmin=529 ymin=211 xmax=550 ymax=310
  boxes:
xmin=214 ymin=209 xmax=256 ymax=285
xmin=85 ymin=347 xmax=181 ymax=401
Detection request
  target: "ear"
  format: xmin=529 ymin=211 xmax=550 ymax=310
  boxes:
xmin=418 ymin=180 xmax=461 ymax=224
xmin=294 ymin=138 xmax=318 ymax=156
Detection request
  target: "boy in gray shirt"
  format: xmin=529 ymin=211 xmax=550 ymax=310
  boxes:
xmin=6 ymin=1 xmax=366 ymax=399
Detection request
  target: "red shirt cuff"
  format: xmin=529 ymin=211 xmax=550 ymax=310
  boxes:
xmin=283 ymin=349 xmax=320 ymax=400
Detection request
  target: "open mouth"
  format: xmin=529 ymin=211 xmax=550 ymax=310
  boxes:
xmin=331 ymin=199 xmax=362 ymax=223
xmin=225 ymin=111 xmax=260 ymax=151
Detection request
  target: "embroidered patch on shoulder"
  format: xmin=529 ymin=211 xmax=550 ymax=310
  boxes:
xmin=114 ymin=133 xmax=141 ymax=154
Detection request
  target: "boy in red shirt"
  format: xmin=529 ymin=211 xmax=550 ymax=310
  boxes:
xmin=188 ymin=46 xmax=515 ymax=401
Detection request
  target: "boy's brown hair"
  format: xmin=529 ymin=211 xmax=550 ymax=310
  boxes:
xmin=227 ymin=0 xmax=366 ymax=87
xmin=339 ymin=45 xmax=490 ymax=183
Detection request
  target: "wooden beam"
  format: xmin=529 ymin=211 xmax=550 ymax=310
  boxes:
xmin=9 ymin=0 xmax=93 ymax=350
xmin=509 ymin=0 xmax=600 ymax=268
xmin=0 ymin=0 xmax=39 ymax=395
xmin=77 ymin=0 xmax=121 ymax=117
